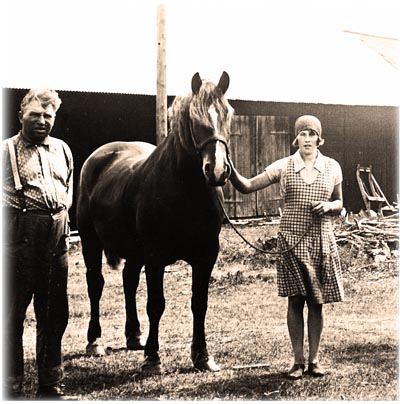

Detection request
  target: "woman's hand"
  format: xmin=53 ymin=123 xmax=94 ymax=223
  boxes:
xmin=311 ymin=201 xmax=332 ymax=216
xmin=311 ymin=183 xmax=343 ymax=216
xmin=311 ymin=200 xmax=342 ymax=216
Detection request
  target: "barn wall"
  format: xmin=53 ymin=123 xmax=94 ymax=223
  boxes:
xmin=229 ymin=100 xmax=399 ymax=214
xmin=3 ymin=89 xmax=157 ymax=228
xmin=342 ymin=106 xmax=399 ymax=213
xmin=224 ymin=115 xmax=290 ymax=217
xmin=3 ymin=89 xmax=398 ymax=226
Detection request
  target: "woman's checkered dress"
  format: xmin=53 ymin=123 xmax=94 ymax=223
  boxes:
xmin=277 ymin=157 xmax=344 ymax=304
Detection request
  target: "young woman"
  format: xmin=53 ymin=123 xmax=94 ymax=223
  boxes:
xmin=229 ymin=115 xmax=344 ymax=379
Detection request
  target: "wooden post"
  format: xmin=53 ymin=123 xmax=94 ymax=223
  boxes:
xmin=156 ymin=4 xmax=167 ymax=145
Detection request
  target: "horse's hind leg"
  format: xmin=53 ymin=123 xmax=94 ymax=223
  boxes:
xmin=80 ymin=225 xmax=106 ymax=356
xmin=123 ymin=255 xmax=145 ymax=350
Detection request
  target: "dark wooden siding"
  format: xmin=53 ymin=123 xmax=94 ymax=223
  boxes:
xmin=342 ymin=106 xmax=398 ymax=213
xmin=224 ymin=115 xmax=257 ymax=217
xmin=3 ymin=89 xmax=157 ymax=228
xmin=230 ymin=100 xmax=399 ymax=214
xmin=224 ymin=115 xmax=290 ymax=217
xmin=256 ymin=116 xmax=291 ymax=216
xmin=3 ymin=89 xmax=398 ymax=225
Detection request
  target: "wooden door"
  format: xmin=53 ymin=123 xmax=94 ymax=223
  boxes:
xmin=223 ymin=115 xmax=290 ymax=218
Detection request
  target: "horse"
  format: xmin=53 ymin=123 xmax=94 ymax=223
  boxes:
xmin=76 ymin=71 xmax=234 ymax=374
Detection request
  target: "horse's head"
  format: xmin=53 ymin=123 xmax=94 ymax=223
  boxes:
xmin=187 ymin=71 xmax=234 ymax=186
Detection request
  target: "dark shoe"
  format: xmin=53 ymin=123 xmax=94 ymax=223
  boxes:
xmin=308 ymin=362 xmax=326 ymax=377
xmin=287 ymin=363 xmax=305 ymax=380
xmin=36 ymin=384 xmax=67 ymax=400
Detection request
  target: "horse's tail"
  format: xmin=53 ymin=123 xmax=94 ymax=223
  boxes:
xmin=104 ymin=249 xmax=125 ymax=270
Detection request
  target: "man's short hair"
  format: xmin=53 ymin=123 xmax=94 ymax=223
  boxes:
xmin=20 ymin=89 xmax=62 ymax=114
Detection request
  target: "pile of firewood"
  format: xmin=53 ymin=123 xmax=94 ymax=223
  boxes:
xmin=334 ymin=210 xmax=399 ymax=262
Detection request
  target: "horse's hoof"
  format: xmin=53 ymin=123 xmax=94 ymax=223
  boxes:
xmin=191 ymin=349 xmax=221 ymax=372
xmin=193 ymin=354 xmax=221 ymax=372
xmin=140 ymin=355 xmax=162 ymax=376
xmin=127 ymin=335 xmax=145 ymax=350
xmin=86 ymin=340 xmax=106 ymax=356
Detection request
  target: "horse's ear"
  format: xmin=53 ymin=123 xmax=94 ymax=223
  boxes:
xmin=217 ymin=71 xmax=230 ymax=95
xmin=191 ymin=73 xmax=202 ymax=95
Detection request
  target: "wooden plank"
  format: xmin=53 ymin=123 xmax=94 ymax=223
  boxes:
xmin=256 ymin=116 xmax=289 ymax=216
xmin=223 ymin=115 xmax=290 ymax=218
xmin=223 ymin=115 xmax=257 ymax=218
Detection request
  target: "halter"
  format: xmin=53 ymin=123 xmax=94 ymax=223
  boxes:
xmin=188 ymin=118 xmax=230 ymax=156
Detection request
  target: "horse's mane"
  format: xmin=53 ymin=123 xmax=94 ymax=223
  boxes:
xmin=167 ymin=80 xmax=234 ymax=151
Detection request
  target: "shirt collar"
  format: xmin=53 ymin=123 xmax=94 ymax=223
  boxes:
xmin=293 ymin=149 xmax=325 ymax=173
xmin=18 ymin=131 xmax=51 ymax=148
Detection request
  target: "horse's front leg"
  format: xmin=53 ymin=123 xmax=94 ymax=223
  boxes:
xmin=191 ymin=261 xmax=220 ymax=372
xmin=140 ymin=265 xmax=165 ymax=375
xmin=123 ymin=257 xmax=145 ymax=350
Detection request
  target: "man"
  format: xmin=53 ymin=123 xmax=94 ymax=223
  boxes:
xmin=3 ymin=89 xmax=73 ymax=399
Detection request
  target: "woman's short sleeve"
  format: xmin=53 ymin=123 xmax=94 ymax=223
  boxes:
xmin=264 ymin=157 xmax=290 ymax=197
xmin=264 ymin=157 xmax=288 ymax=183
xmin=331 ymin=158 xmax=343 ymax=186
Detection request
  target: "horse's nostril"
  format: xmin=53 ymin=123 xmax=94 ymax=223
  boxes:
xmin=204 ymin=163 xmax=211 ymax=176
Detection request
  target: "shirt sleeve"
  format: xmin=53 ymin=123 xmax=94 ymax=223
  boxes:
xmin=2 ymin=140 xmax=10 ymax=177
xmin=331 ymin=158 xmax=343 ymax=186
xmin=264 ymin=157 xmax=289 ymax=184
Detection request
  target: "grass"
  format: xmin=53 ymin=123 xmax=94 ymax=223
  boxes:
xmin=15 ymin=221 xmax=398 ymax=400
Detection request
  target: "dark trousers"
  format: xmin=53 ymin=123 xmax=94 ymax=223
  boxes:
xmin=3 ymin=209 xmax=69 ymax=390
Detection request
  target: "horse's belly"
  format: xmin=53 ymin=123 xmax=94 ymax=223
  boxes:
xmin=138 ymin=214 xmax=222 ymax=266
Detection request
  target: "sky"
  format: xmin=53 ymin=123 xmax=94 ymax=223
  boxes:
xmin=2 ymin=0 xmax=400 ymax=105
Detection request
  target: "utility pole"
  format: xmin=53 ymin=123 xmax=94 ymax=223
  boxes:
xmin=156 ymin=4 xmax=167 ymax=145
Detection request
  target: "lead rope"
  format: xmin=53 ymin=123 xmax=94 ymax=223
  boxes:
xmin=216 ymin=193 xmax=313 ymax=255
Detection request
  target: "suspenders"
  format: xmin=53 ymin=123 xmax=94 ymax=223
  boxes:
xmin=7 ymin=138 xmax=27 ymax=212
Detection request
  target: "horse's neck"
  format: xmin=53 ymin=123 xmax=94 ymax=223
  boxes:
xmin=152 ymin=132 xmax=209 ymax=192
xmin=155 ymin=131 xmax=193 ymax=166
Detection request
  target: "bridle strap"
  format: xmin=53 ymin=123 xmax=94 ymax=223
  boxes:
xmin=189 ymin=119 xmax=230 ymax=155
xmin=194 ymin=135 xmax=230 ymax=155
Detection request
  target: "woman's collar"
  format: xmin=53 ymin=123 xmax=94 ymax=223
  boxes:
xmin=293 ymin=149 xmax=325 ymax=173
